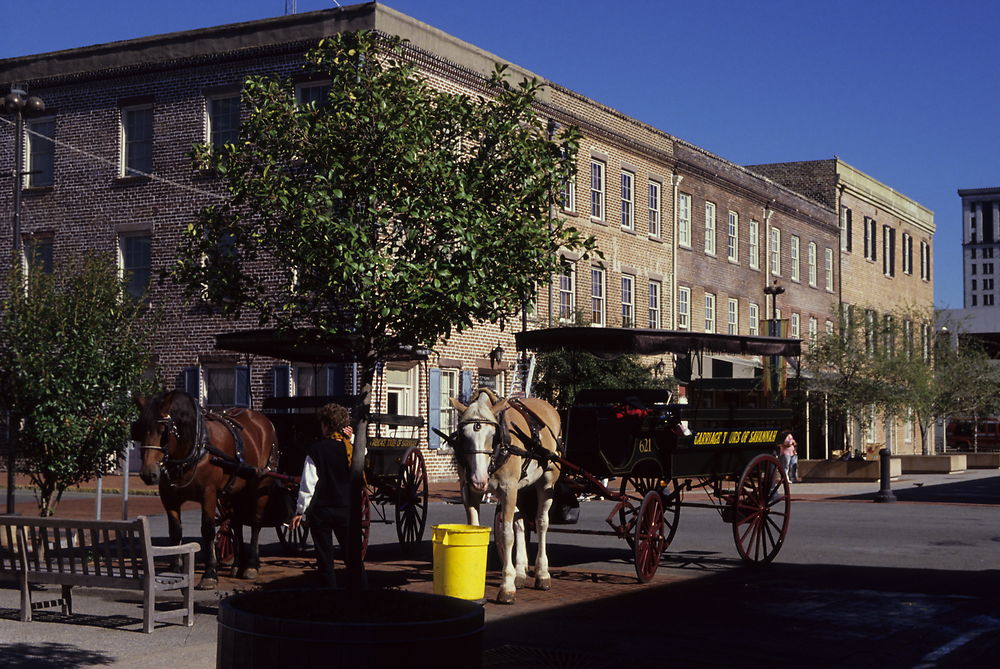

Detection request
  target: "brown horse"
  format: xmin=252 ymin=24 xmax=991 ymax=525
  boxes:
xmin=450 ymin=388 xmax=562 ymax=604
xmin=133 ymin=390 xmax=277 ymax=589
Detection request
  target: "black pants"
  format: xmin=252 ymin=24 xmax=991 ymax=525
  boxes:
xmin=307 ymin=506 xmax=350 ymax=588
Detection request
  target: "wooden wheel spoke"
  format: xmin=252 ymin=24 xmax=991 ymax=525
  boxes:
xmin=732 ymin=454 xmax=790 ymax=564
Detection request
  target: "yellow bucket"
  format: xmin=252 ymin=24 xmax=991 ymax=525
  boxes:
xmin=432 ymin=524 xmax=491 ymax=601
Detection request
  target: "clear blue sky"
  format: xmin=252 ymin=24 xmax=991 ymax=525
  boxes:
xmin=3 ymin=0 xmax=995 ymax=309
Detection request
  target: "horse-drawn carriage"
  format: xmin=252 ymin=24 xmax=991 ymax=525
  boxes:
xmin=214 ymin=330 xmax=430 ymax=560
xmin=446 ymin=326 xmax=799 ymax=600
xmin=517 ymin=326 xmax=798 ymax=581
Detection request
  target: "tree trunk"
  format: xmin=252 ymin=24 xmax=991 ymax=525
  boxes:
xmin=346 ymin=357 xmax=377 ymax=590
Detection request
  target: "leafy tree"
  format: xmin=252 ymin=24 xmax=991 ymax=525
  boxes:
xmin=533 ymin=350 xmax=674 ymax=410
xmin=175 ymin=31 xmax=596 ymax=584
xmin=0 ymin=255 xmax=158 ymax=516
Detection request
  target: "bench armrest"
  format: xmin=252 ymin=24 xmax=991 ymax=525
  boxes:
xmin=151 ymin=542 xmax=200 ymax=557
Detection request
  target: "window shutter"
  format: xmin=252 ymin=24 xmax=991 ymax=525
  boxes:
xmin=183 ymin=366 xmax=200 ymax=400
xmin=327 ymin=364 xmax=346 ymax=396
xmin=846 ymin=208 xmax=852 ymax=251
xmin=272 ymin=365 xmax=290 ymax=414
xmin=428 ymin=368 xmax=442 ymax=449
xmin=235 ymin=366 xmax=250 ymax=407
xmin=460 ymin=371 xmax=473 ymax=404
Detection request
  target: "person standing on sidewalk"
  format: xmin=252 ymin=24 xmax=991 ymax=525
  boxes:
xmin=778 ymin=430 xmax=799 ymax=483
xmin=289 ymin=403 xmax=354 ymax=588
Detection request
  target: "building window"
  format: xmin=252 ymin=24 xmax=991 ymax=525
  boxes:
xmin=920 ymin=240 xmax=931 ymax=281
xmin=590 ymin=160 xmax=605 ymax=221
xmin=864 ymin=217 xmax=877 ymax=261
xmin=749 ymin=302 xmax=760 ymax=336
xmin=648 ymin=181 xmax=661 ymax=237
xmin=121 ymin=105 xmax=153 ymax=177
xmin=436 ymin=369 xmax=459 ymax=437
xmin=840 ymin=206 xmax=853 ymax=252
xmin=790 ymin=313 xmax=800 ymax=339
xmin=26 ymin=118 xmax=55 ymax=188
xmin=902 ymin=233 xmax=913 ymax=274
xmin=704 ymin=202 xmax=716 ymax=255
xmin=648 ymin=280 xmax=661 ymax=328
xmin=808 ymin=317 xmax=818 ymax=342
xmin=678 ymin=193 xmax=691 ymax=247
xmin=677 ymin=286 xmax=690 ymax=330
xmin=985 ymin=294 xmax=994 ymax=306
xmin=561 ymin=177 xmax=576 ymax=213
xmin=119 ymin=231 xmax=151 ymax=300
xmin=385 ymin=366 xmax=418 ymax=416
xmin=620 ymin=170 xmax=634 ymax=230
xmin=207 ymin=95 xmax=240 ymax=150
xmin=770 ymin=227 xmax=781 ymax=276
xmin=204 ymin=366 xmax=250 ymax=409
xmin=883 ymin=226 xmax=896 ymax=277
xmin=865 ymin=309 xmax=876 ymax=355
xmin=23 ymin=235 xmax=54 ymax=274
xmin=727 ymin=211 xmax=739 ymax=263
xmin=557 ymin=262 xmax=575 ymax=321
xmin=749 ymin=220 xmax=760 ymax=269
xmin=704 ymin=293 xmax=716 ymax=333
xmin=591 ymin=267 xmax=606 ymax=326
xmin=826 ymin=320 xmax=834 ymax=336
xmin=790 ymin=235 xmax=800 ymax=282
xmin=727 ymin=298 xmax=738 ymax=334
xmin=621 ymin=274 xmax=635 ymax=327
xmin=825 ymin=247 xmax=834 ymax=291
xmin=808 ymin=242 xmax=818 ymax=287
xmin=296 ymin=81 xmax=330 ymax=106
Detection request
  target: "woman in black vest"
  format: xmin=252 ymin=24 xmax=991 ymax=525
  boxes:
xmin=289 ymin=403 xmax=353 ymax=588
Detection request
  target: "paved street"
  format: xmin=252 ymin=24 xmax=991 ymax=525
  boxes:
xmin=0 ymin=471 xmax=998 ymax=667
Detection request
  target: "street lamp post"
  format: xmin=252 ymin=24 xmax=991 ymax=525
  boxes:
xmin=4 ymin=87 xmax=46 ymax=513
xmin=763 ymin=280 xmax=785 ymax=337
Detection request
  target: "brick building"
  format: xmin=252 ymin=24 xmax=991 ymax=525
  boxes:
xmin=750 ymin=159 xmax=936 ymax=454
xmin=1 ymin=3 xmax=933 ymax=476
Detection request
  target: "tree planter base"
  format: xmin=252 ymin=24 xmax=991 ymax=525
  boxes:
xmin=217 ymin=589 xmax=484 ymax=669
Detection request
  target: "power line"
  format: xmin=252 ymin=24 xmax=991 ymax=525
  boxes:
xmin=0 ymin=115 xmax=227 ymax=201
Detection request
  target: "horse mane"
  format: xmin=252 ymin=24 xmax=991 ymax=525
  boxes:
xmin=473 ymin=387 xmax=503 ymax=405
xmin=136 ymin=389 xmax=200 ymax=447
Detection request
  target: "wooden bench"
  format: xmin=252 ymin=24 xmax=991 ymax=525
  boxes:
xmin=0 ymin=515 xmax=199 ymax=633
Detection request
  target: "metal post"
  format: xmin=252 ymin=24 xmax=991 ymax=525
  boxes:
xmin=873 ymin=447 xmax=896 ymax=503
xmin=6 ymin=105 xmax=24 ymax=515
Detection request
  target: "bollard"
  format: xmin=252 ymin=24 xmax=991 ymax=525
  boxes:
xmin=873 ymin=447 xmax=896 ymax=503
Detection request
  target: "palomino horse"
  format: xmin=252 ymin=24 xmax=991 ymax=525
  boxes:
xmin=133 ymin=390 xmax=277 ymax=589
xmin=450 ymin=388 xmax=562 ymax=604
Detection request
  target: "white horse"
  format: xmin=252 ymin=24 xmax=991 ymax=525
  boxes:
xmin=449 ymin=388 xmax=562 ymax=604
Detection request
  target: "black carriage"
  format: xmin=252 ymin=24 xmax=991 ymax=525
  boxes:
xmin=515 ymin=326 xmax=799 ymax=582
xmin=213 ymin=330 xmax=430 ymax=560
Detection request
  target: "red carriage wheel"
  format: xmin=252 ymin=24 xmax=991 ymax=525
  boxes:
xmin=394 ymin=447 xmax=429 ymax=552
xmin=731 ymin=454 xmax=791 ymax=564
xmin=633 ymin=490 xmax=665 ymax=583
xmin=618 ymin=477 xmax=680 ymax=551
xmin=276 ymin=522 xmax=310 ymax=555
xmin=360 ymin=485 xmax=371 ymax=561
xmin=214 ymin=502 xmax=241 ymax=570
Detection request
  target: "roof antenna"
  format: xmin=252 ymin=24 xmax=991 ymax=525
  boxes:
xmin=332 ymin=0 xmax=342 ymax=7
xmin=284 ymin=0 xmax=296 ymax=14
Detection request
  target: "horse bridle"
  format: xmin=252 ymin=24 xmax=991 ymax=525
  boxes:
xmin=454 ymin=417 xmax=502 ymax=456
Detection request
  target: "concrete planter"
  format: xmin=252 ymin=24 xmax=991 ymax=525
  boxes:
xmin=965 ymin=453 xmax=1000 ymax=469
xmin=797 ymin=458 xmax=899 ymax=482
xmin=217 ymin=589 xmax=484 ymax=669
xmin=897 ymin=454 xmax=966 ymax=474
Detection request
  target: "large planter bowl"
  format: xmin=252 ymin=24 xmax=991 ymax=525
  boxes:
xmin=217 ymin=588 xmax=484 ymax=669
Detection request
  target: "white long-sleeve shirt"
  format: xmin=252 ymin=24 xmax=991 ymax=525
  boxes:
xmin=294 ymin=455 xmax=319 ymax=516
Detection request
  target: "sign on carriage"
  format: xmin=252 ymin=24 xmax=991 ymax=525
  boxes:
xmin=691 ymin=429 xmax=779 ymax=447
xmin=368 ymin=437 xmax=420 ymax=449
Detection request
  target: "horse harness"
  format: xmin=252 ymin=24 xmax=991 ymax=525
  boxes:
xmin=146 ymin=405 xmax=254 ymax=494
xmin=457 ymin=398 xmax=560 ymax=481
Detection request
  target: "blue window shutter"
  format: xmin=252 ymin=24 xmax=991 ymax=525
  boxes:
xmin=272 ymin=365 xmax=290 ymax=414
xmin=183 ymin=366 xmax=200 ymax=400
xmin=460 ymin=371 xmax=473 ymax=404
xmin=235 ymin=366 xmax=250 ymax=407
xmin=327 ymin=364 xmax=346 ymax=396
xmin=428 ymin=368 xmax=441 ymax=449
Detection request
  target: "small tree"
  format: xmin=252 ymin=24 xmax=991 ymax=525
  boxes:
xmin=533 ymin=349 xmax=673 ymax=410
xmin=0 ymin=255 xmax=158 ymax=516
xmin=175 ymin=31 xmax=596 ymax=585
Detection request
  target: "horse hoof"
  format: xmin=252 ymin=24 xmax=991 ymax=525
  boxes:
xmin=196 ymin=577 xmax=218 ymax=590
xmin=497 ymin=590 xmax=516 ymax=605
xmin=241 ymin=568 xmax=259 ymax=580
xmin=534 ymin=576 xmax=551 ymax=591
xmin=514 ymin=574 xmax=527 ymax=588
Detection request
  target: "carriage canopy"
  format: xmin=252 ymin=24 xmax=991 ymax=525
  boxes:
xmin=515 ymin=327 xmax=801 ymax=359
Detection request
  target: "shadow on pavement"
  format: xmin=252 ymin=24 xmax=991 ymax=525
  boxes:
xmin=0 ymin=642 xmax=114 ymax=668
xmin=483 ymin=562 xmax=1000 ymax=669
xmin=833 ymin=474 xmax=1000 ymax=504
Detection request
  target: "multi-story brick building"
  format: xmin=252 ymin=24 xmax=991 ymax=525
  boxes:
xmin=749 ymin=159 xmax=936 ymax=454
xmin=1 ymin=4 xmax=932 ymax=475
